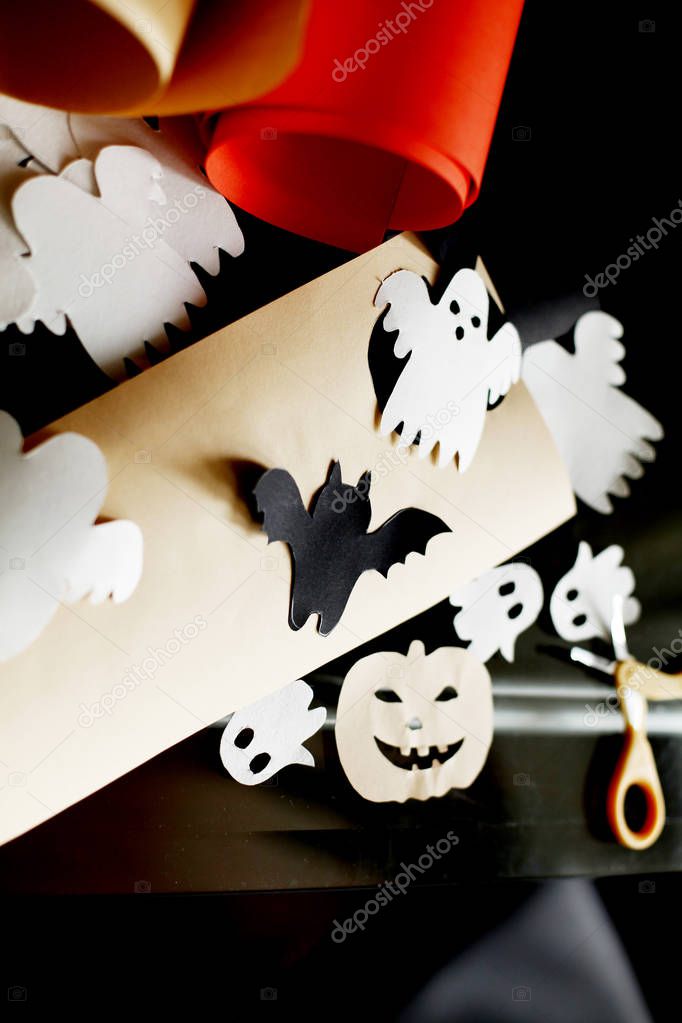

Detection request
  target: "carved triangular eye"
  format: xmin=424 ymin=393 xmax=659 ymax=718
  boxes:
xmin=435 ymin=686 xmax=458 ymax=701
xmin=375 ymin=688 xmax=402 ymax=703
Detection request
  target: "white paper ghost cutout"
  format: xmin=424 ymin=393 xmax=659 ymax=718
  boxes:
xmin=70 ymin=115 xmax=244 ymax=274
xmin=0 ymin=98 xmax=245 ymax=375
xmin=220 ymin=680 xmax=327 ymax=785
xmin=522 ymin=311 xmax=663 ymax=513
xmin=0 ymin=411 xmax=143 ymax=662
xmin=449 ymin=563 xmax=544 ymax=663
xmin=374 ymin=268 xmax=521 ymax=471
xmin=549 ymin=541 xmax=640 ymax=643
xmin=12 ymin=145 xmax=203 ymax=376
xmin=0 ymin=98 xmax=244 ymax=273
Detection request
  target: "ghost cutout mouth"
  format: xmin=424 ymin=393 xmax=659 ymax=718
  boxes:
xmin=374 ymin=736 xmax=464 ymax=771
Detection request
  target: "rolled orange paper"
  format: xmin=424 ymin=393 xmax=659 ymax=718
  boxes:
xmin=206 ymin=0 xmax=525 ymax=251
xmin=0 ymin=0 xmax=310 ymax=115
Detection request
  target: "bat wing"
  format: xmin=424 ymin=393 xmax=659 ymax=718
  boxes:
xmin=362 ymin=508 xmax=451 ymax=579
xmin=254 ymin=468 xmax=310 ymax=547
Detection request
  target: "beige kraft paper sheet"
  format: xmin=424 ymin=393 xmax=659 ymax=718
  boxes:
xmin=0 ymin=232 xmax=575 ymax=845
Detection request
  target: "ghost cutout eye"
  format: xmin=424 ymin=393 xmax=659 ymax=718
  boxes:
xmin=335 ymin=640 xmax=493 ymax=803
xmin=234 ymin=728 xmax=254 ymax=749
xmin=250 ymin=753 xmax=271 ymax=775
xmin=375 ymin=688 xmax=402 ymax=703
xmin=549 ymin=542 xmax=641 ymax=643
xmin=372 ymin=267 xmax=521 ymax=471
xmin=450 ymin=563 xmax=543 ymax=664
xmin=220 ymin=679 xmax=327 ymax=786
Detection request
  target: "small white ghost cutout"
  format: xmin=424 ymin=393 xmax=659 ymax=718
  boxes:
xmin=335 ymin=641 xmax=493 ymax=803
xmin=0 ymin=410 xmax=143 ymax=662
xmin=220 ymin=680 xmax=327 ymax=785
xmin=522 ymin=311 xmax=663 ymax=513
xmin=450 ymin=563 xmax=544 ymax=663
xmin=549 ymin=541 xmax=640 ymax=643
xmin=374 ymin=267 xmax=521 ymax=471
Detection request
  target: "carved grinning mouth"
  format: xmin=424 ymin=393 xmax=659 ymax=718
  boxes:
xmin=374 ymin=736 xmax=464 ymax=771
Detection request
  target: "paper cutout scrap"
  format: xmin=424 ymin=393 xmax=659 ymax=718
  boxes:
xmin=549 ymin=541 xmax=640 ymax=644
xmin=0 ymin=0 xmax=309 ymax=115
xmin=522 ymin=311 xmax=663 ymax=513
xmin=10 ymin=145 xmax=203 ymax=377
xmin=0 ymin=94 xmax=73 ymax=173
xmin=0 ymin=129 xmax=37 ymax=328
xmin=206 ymin=0 xmax=524 ymax=251
xmin=69 ymin=115 xmax=244 ymax=275
xmin=0 ymin=102 xmax=244 ymax=376
xmin=335 ymin=640 xmax=493 ymax=803
xmin=220 ymin=679 xmax=326 ymax=785
xmin=254 ymin=461 xmax=451 ymax=636
xmin=374 ymin=267 xmax=521 ymax=471
xmin=0 ymin=410 xmax=143 ymax=663
xmin=450 ymin=562 xmax=544 ymax=663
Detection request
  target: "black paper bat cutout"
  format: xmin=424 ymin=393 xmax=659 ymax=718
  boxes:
xmin=254 ymin=461 xmax=451 ymax=636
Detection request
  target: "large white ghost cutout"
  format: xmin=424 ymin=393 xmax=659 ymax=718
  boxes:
xmin=374 ymin=268 xmax=521 ymax=471
xmin=69 ymin=115 xmax=244 ymax=275
xmin=335 ymin=641 xmax=493 ymax=803
xmin=0 ymin=411 xmax=143 ymax=662
xmin=549 ymin=541 xmax=640 ymax=643
xmin=11 ymin=146 xmax=202 ymax=376
xmin=522 ymin=311 xmax=663 ymax=513
xmin=449 ymin=563 xmax=544 ymax=663
xmin=220 ymin=680 xmax=327 ymax=785
xmin=0 ymin=96 xmax=245 ymax=376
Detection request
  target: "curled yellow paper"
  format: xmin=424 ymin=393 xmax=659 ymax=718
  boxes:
xmin=0 ymin=0 xmax=309 ymax=115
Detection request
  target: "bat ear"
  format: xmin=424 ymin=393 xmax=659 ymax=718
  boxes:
xmin=356 ymin=470 xmax=372 ymax=499
xmin=327 ymin=461 xmax=342 ymax=488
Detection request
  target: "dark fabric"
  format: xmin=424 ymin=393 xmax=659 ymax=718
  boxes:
xmin=400 ymin=881 xmax=651 ymax=1023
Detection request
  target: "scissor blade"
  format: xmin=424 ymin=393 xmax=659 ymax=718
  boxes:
xmin=570 ymin=647 xmax=616 ymax=675
xmin=611 ymin=594 xmax=629 ymax=662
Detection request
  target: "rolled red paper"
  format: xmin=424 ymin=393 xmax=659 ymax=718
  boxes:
xmin=206 ymin=0 xmax=524 ymax=251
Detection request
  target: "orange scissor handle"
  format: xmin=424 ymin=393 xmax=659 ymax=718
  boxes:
xmin=606 ymin=716 xmax=666 ymax=851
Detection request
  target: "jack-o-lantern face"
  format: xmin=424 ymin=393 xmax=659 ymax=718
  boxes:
xmin=335 ymin=640 xmax=493 ymax=802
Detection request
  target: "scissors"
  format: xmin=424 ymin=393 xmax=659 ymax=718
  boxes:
xmin=570 ymin=595 xmax=682 ymax=851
